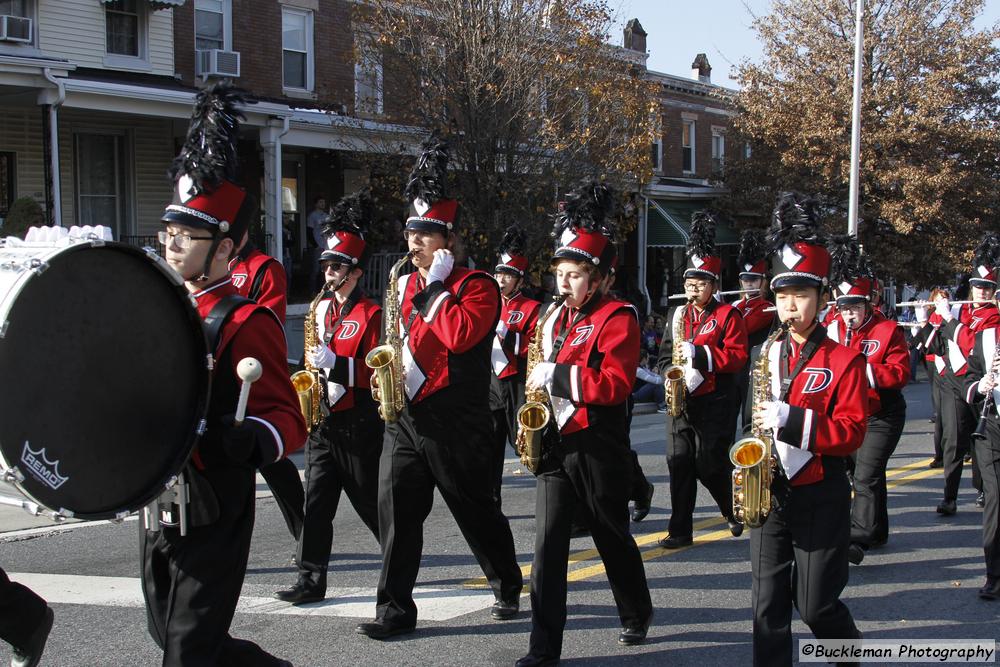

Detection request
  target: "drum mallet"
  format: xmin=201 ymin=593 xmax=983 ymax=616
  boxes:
xmin=234 ymin=357 xmax=263 ymax=426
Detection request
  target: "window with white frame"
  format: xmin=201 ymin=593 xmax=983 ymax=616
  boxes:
xmin=651 ymin=135 xmax=662 ymax=172
xmin=0 ymin=0 xmax=29 ymax=17
xmin=0 ymin=0 xmax=33 ymax=47
xmin=75 ymin=133 xmax=130 ymax=239
xmin=105 ymin=0 xmax=143 ymax=57
xmin=682 ymin=119 xmax=695 ymax=173
xmin=282 ymin=7 xmax=313 ymax=91
xmin=355 ymin=33 xmax=383 ymax=115
xmin=195 ymin=0 xmax=231 ymax=51
xmin=711 ymin=128 xmax=725 ymax=171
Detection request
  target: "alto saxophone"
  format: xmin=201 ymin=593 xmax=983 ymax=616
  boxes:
xmin=291 ymin=282 xmax=333 ymax=428
xmin=663 ymin=296 xmax=695 ymax=418
xmin=730 ymin=321 xmax=790 ymax=527
xmin=366 ymin=252 xmax=412 ymax=422
xmin=515 ymin=295 xmax=566 ymax=473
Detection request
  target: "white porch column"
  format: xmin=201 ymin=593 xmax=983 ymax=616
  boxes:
xmin=259 ymin=116 xmax=290 ymax=260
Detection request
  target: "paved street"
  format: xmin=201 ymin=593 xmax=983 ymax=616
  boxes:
xmin=2 ymin=381 xmax=999 ymax=666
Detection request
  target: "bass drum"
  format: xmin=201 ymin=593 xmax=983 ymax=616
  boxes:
xmin=0 ymin=239 xmax=210 ymax=520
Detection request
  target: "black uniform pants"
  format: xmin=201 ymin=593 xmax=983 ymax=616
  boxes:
xmin=977 ymin=417 xmax=1000 ymax=578
xmin=490 ymin=376 xmax=525 ymax=505
xmin=528 ymin=432 xmax=653 ymax=659
xmin=666 ymin=388 xmax=738 ymax=537
xmin=374 ymin=386 xmax=523 ymax=627
xmin=751 ymin=458 xmax=859 ymax=667
xmin=930 ymin=368 xmax=943 ymax=461
xmin=0 ymin=565 xmax=47 ymax=651
xmin=140 ymin=464 xmax=286 ymax=667
xmin=851 ymin=394 xmax=906 ymax=548
xmin=941 ymin=383 xmax=975 ymax=502
xmin=260 ymin=456 xmax=305 ymax=541
xmin=296 ymin=407 xmax=382 ymax=585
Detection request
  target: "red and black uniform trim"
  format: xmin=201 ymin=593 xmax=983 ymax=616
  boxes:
xmin=826 ymin=311 xmax=910 ymax=415
xmin=492 ymin=291 xmax=541 ymax=379
xmin=733 ymin=294 xmax=775 ymax=348
xmin=228 ymin=248 xmax=287 ymax=324
xmin=315 ymin=288 xmax=382 ymax=412
xmin=658 ymin=299 xmax=748 ymax=397
xmin=397 ymin=266 xmax=500 ymax=404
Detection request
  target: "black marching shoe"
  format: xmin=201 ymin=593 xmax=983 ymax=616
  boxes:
xmin=847 ymin=542 xmax=865 ymax=565
xmin=936 ymin=500 xmax=957 ymax=516
xmin=658 ymin=534 xmax=693 ymax=549
xmin=631 ymin=482 xmax=655 ymax=523
xmin=619 ymin=614 xmax=652 ymax=646
xmin=979 ymin=577 xmax=1000 ymax=600
xmin=928 ymin=458 xmax=943 ymax=469
xmin=274 ymin=576 xmax=326 ymax=605
xmin=491 ymin=597 xmax=520 ymax=620
xmin=11 ymin=606 xmax=54 ymax=667
xmin=976 ymin=492 xmax=986 ymax=508
xmin=514 ymin=654 xmax=559 ymax=667
xmin=355 ymin=619 xmax=416 ymax=640
xmin=728 ymin=519 xmax=744 ymax=537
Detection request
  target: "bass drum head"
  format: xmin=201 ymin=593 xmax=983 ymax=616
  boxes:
xmin=0 ymin=242 xmax=210 ymax=520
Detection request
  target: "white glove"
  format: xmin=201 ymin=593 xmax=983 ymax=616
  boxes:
xmin=527 ymin=361 xmax=556 ymax=391
xmin=978 ymin=374 xmax=996 ymax=396
xmin=915 ymin=306 xmax=928 ymax=323
xmin=496 ymin=319 xmax=509 ymax=339
xmin=683 ymin=366 xmax=701 ymax=392
xmin=678 ymin=341 xmax=696 ymax=364
xmin=934 ymin=298 xmax=953 ymax=322
xmin=427 ymin=249 xmax=454 ymax=285
xmin=308 ymin=345 xmax=337 ymax=369
xmin=759 ymin=401 xmax=791 ymax=431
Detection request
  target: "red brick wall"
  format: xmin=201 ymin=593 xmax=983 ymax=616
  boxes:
xmin=654 ymin=89 xmax=732 ymax=180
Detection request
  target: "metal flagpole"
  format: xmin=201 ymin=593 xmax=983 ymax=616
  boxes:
xmin=847 ymin=0 xmax=865 ymax=238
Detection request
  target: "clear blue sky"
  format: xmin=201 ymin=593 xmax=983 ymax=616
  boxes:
xmin=616 ymin=0 xmax=1000 ymax=87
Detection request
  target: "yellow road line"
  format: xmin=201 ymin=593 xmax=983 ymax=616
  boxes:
xmin=462 ymin=458 xmax=943 ymax=589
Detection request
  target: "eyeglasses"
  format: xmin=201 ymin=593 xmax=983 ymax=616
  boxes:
xmin=321 ymin=262 xmax=345 ymax=272
xmin=684 ymin=281 xmax=711 ymax=290
xmin=158 ymin=230 xmax=214 ymax=249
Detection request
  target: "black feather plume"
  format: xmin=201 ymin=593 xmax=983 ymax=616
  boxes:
xmin=169 ymin=82 xmax=248 ymax=195
xmin=828 ymin=234 xmax=870 ymax=286
xmin=766 ymin=191 xmax=825 ymax=253
xmin=551 ymin=180 xmax=618 ymax=240
xmin=404 ymin=131 xmax=450 ymax=206
xmin=973 ymin=232 xmax=1000 ymax=271
xmin=737 ymin=229 xmax=766 ymax=267
xmin=687 ymin=211 xmax=716 ymax=259
xmin=498 ymin=226 xmax=527 ymax=256
xmin=321 ymin=188 xmax=373 ymax=239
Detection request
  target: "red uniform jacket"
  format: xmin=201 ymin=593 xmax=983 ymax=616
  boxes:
xmin=820 ymin=307 xmax=838 ymax=328
xmin=229 ymin=248 xmax=288 ymax=324
xmin=763 ymin=332 xmax=868 ymax=486
xmin=733 ymin=294 xmax=775 ymax=348
xmin=826 ymin=311 xmax=910 ymax=415
xmin=315 ymin=289 xmax=382 ymax=412
xmin=939 ymin=303 xmax=1000 ymax=374
xmin=656 ymin=299 xmax=748 ymax=397
xmin=397 ymin=267 xmax=500 ymax=404
xmin=492 ymin=290 xmax=541 ymax=380
xmin=540 ymin=294 xmax=639 ymax=436
xmin=194 ymin=278 xmax=306 ymax=465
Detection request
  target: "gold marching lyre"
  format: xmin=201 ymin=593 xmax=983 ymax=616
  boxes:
xmin=366 ymin=252 xmax=411 ymax=423
xmin=515 ymin=295 xmax=566 ymax=474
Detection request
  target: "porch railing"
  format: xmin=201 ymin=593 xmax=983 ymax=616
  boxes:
xmin=361 ymin=251 xmax=412 ymax=301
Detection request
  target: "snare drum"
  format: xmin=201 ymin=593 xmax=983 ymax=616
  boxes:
xmin=0 ymin=238 xmax=210 ymax=520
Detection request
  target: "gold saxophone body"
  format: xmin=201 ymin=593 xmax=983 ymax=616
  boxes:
xmin=291 ymin=282 xmax=333 ymax=429
xmin=515 ymin=295 xmax=566 ymax=474
xmin=730 ymin=321 xmax=790 ymax=528
xmin=663 ymin=296 xmax=695 ymax=418
xmin=366 ymin=252 xmax=411 ymax=423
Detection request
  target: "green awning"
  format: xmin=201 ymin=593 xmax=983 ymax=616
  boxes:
xmin=646 ymin=198 xmax=739 ymax=248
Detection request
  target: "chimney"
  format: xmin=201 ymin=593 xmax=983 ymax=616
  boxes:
xmin=691 ymin=53 xmax=712 ymax=83
xmin=623 ymin=18 xmax=647 ymax=53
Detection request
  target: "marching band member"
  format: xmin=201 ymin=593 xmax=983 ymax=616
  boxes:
xmin=751 ymin=193 xmax=866 ymax=666
xmin=145 ymin=83 xmax=306 ymax=667
xmin=490 ymin=227 xmax=542 ymax=503
xmin=911 ymin=289 xmax=948 ymax=467
xmin=274 ymin=190 xmax=383 ymax=605
xmin=733 ymin=229 xmax=775 ymax=419
xmin=827 ymin=236 xmax=910 ymax=564
xmin=962 ymin=303 xmax=1000 ymax=600
xmin=357 ymin=135 xmax=523 ymax=640
xmin=516 ymin=182 xmax=652 ymax=667
xmin=229 ymin=236 xmax=306 ymax=548
xmin=0 ymin=566 xmax=52 ymax=667
xmin=928 ymin=234 xmax=1000 ymax=515
xmin=656 ymin=212 xmax=749 ymax=548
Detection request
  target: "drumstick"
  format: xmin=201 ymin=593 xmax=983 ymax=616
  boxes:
xmin=234 ymin=357 xmax=263 ymax=426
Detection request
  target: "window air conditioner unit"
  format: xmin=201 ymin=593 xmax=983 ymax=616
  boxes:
xmin=196 ymin=49 xmax=240 ymax=78
xmin=0 ymin=15 xmax=32 ymax=43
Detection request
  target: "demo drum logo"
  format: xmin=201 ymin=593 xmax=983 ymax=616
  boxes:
xmin=20 ymin=442 xmax=69 ymax=490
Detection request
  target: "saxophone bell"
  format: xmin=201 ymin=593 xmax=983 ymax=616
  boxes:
xmin=367 ymin=252 xmax=412 ymax=423
xmin=515 ymin=294 xmax=566 ymax=474
xmin=292 ymin=281 xmax=334 ymax=429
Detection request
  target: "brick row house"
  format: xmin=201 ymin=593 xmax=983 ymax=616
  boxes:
xmin=0 ymin=6 xmax=737 ymax=308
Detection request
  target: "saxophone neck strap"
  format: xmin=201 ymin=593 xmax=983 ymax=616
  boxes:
xmin=778 ymin=324 xmax=826 ymax=402
xmin=324 ymin=292 xmax=358 ymax=345
xmin=547 ymin=307 xmax=586 ymax=363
